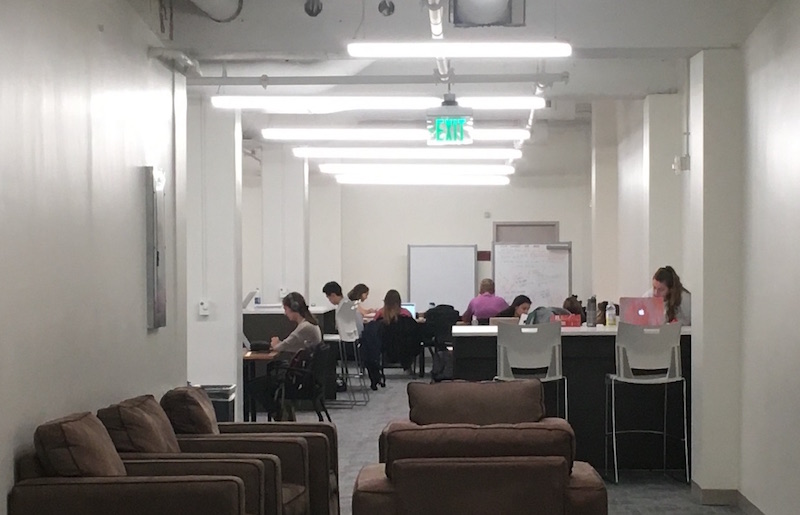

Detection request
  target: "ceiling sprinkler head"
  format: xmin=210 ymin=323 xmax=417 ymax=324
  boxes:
xmin=304 ymin=0 xmax=322 ymax=17
xmin=378 ymin=0 xmax=395 ymax=16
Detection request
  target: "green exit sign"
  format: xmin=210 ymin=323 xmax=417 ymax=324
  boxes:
xmin=427 ymin=116 xmax=474 ymax=145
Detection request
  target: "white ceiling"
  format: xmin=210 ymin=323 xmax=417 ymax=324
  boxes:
xmin=144 ymin=0 xmax=774 ymax=174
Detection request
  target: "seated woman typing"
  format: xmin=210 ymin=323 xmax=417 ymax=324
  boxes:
xmin=270 ymin=292 xmax=323 ymax=356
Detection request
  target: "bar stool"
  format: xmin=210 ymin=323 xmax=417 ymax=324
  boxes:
xmin=495 ymin=322 xmax=567 ymax=420
xmin=332 ymin=300 xmax=369 ymax=406
xmin=604 ymin=322 xmax=689 ymax=483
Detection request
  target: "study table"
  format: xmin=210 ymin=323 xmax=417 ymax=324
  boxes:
xmin=242 ymin=350 xmax=279 ymax=422
xmin=451 ymin=324 xmax=692 ymax=472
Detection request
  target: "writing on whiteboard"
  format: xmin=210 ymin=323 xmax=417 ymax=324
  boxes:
xmin=494 ymin=244 xmax=571 ymax=308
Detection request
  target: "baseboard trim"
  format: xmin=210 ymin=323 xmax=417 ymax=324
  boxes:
xmin=690 ymin=483 xmax=765 ymax=514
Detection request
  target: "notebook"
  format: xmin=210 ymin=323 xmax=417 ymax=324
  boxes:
xmin=619 ymin=297 xmax=665 ymax=326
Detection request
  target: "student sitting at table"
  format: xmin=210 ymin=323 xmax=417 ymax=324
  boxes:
xmin=462 ymin=278 xmax=509 ymax=323
xmin=269 ymin=292 xmax=322 ymax=356
xmin=494 ymin=295 xmax=532 ymax=319
xmin=646 ymin=265 xmax=692 ymax=326
xmin=348 ymin=283 xmax=377 ymax=318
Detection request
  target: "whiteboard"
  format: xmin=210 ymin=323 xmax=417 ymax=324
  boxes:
xmin=493 ymin=243 xmax=572 ymax=308
xmin=408 ymin=245 xmax=477 ymax=315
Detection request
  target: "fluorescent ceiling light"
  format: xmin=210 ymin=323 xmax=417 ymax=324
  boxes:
xmin=347 ymin=41 xmax=572 ymax=59
xmin=292 ymin=147 xmax=522 ymax=160
xmin=335 ymin=174 xmax=511 ymax=186
xmin=318 ymin=163 xmax=515 ymax=175
xmin=262 ymin=128 xmax=530 ymax=142
xmin=212 ymin=95 xmax=544 ymax=114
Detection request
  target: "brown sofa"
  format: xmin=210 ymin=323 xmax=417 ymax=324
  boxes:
xmin=9 ymin=412 xmax=250 ymax=515
xmin=160 ymin=386 xmax=340 ymax=515
xmin=96 ymin=394 xmax=311 ymax=515
xmin=353 ymin=380 xmax=608 ymax=515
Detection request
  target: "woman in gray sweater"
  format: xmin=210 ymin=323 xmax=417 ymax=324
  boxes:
xmin=270 ymin=292 xmax=323 ymax=355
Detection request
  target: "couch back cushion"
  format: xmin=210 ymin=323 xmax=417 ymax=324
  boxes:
xmin=407 ymin=380 xmax=545 ymax=425
xmin=34 ymin=412 xmax=126 ymax=477
xmin=96 ymin=395 xmax=181 ymax=452
xmin=160 ymin=386 xmax=220 ymax=435
xmin=384 ymin=421 xmax=575 ymax=479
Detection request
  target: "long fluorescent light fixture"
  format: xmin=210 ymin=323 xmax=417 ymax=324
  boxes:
xmin=335 ymin=174 xmax=510 ymax=186
xmin=262 ymin=128 xmax=530 ymax=142
xmin=347 ymin=41 xmax=572 ymax=59
xmin=212 ymin=95 xmax=544 ymax=114
xmin=319 ymin=163 xmax=515 ymax=176
xmin=293 ymin=147 xmax=522 ymax=160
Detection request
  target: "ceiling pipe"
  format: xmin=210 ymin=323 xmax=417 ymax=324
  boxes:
xmin=186 ymin=72 xmax=568 ymax=87
xmin=427 ymin=0 xmax=450 ymax=81
xmin=188 ymin=0 xmax=243 ymax=22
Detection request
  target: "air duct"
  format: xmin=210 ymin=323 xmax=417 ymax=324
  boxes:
xmin=188 ymin=0 xmax=243 ymax=22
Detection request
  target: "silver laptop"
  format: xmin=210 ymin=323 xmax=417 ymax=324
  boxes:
xmin=401 ymin=303 xmax=416 ymax=318
xmin=242 ymin=291 xmax=256 ymax=309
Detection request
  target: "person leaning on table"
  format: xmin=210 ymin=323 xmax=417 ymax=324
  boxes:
xmin=645 ymin=265 xmax=692 ymax=326
xmin=462 ymin=278 xmax=509 ymax=322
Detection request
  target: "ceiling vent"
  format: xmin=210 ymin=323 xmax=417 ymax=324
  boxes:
xmin=449 ymin=0 xmax=525 ymax=27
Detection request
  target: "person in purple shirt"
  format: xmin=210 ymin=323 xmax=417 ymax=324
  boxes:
xmin=462 ymin=278 xmax=509 ymax=322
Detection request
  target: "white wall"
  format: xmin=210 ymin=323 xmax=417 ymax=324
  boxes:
xmin=740 ymin=0 xmax=800 ymax=512
xmin=0 ymin=1 xmax=185 ymax=512
xmin=592 ymin=101 xmax=620 ymax=302
xmin=242 ymin=174 xmax=263 ymax=296
xmin=616 ymin=100 xmax=650 ymax=295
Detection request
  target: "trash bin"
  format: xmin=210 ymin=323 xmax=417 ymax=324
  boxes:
xmin=196 ymin=384 xmax=236 ymax=422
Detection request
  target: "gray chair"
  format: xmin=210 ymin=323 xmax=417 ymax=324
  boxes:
xmin=604 ymin=322 xmax=689 ymax=483
xmin=495 ymin=322 xmax=567 ymax=420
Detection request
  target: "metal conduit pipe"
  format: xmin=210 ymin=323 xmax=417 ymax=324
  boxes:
xmin=188 ymin=0 xmax=243 ymax=22
xmin=427 ymin=0 xmax=450 ymax=81
xmin=186 ymin=72 xmax=569 ymax=87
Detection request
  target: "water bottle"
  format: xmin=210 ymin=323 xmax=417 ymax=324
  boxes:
xmin=606 ymin=302 xmax=616 ymax=326
xmin=254 ymin=288 xmax=261 ymax=306
xmin=471 ymin=315 xmax=478 ymax=325
xmin=586 ymin=295 xmax=597 ymax=327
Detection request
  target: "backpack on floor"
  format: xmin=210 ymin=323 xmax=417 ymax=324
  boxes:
xmin=430 ymin=349 xmax=454 ymax=382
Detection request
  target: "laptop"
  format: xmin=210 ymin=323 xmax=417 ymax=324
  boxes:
xmin=401 ymin=303 xmax=417 ymax=319
xmin=242 ymin=290 xmax=256 ymax=309
xmin=619 ymin=297 xmax=665 ymax=326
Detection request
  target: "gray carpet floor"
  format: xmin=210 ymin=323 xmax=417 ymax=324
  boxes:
xmin=278 ymin=370 xmax=743 ymax=515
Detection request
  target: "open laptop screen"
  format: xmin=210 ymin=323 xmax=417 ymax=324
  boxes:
xmin=401 ymin=303 xmax=417 ymax=319
xmin=619 ymin=297 xmax=665 ymax=326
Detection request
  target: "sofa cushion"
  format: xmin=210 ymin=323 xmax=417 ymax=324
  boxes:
xmin=383 ymin=419 xmax=575 ymax=479
xmin=160 ymin=386 xmax=220 ymax=435
xmin=97 ymin=395 xmax=181 ymax=453
xmin=407 ymin=380 xmax=545 ymax=425
xmin=34 ymin=412 xmax=126 ymax=477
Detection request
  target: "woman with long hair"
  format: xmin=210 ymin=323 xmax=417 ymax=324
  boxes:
xmin=373 ymin=289 xmax=412 ymax=323
xmin=269 ymin=292 xmax=322 ymax=353
xmin=494 ymin=295 xmax=532 ymax=319
xmin=650 ymin=266 xmax=692 ymax=326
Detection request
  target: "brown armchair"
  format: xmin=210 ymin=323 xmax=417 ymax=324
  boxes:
xmin=353 ymin=380 xmax=607 ymax=515
xmin=96 ymin=394 xmax=311 ymax=515
xmin=9 ymin=413 xmax=249 ymax=515
xmin=161 ymin=386 xmax=340 ymax=515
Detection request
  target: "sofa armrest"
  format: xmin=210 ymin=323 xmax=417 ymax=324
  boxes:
xmin=219 ymin=422 xmax=338 ymax=475
xmin=123 ymin=458 xmax=264 ymax=515
xmin=9 ymin=476 xmax=245 ymax=515
xmin=566 ymin=461 xmax=608 ymax=515
xmin=177 ymin=436 xmax=308 ymax=491
xmin=120 ymin=452 xmax=281 ymax=515
xmin=187 ymin=432 xmax=331 ymax=515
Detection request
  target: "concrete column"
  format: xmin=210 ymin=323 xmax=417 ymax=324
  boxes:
xmin=591 ymin=100 xmax=620 ymax=302
xmin=644 ymin=94 xmax=684 ymax=274
xmin=185 ymin=99 xmax=243 ymax=395
xmin=688 ymin=49 xmax=745 ymax=501
xmin=261 ymin=144 xmax=309 ymax=302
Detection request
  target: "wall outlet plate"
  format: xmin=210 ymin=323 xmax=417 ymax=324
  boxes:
xmin=198 ymin=299 xmax=210 ymax=316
